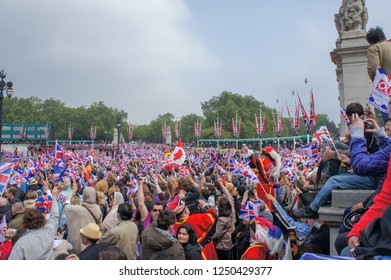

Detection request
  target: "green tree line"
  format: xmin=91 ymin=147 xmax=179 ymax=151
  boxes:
xmin=2 ymin=92 xmax=338 ymax=143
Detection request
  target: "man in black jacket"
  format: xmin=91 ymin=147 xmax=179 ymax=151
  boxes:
xmin=66 ymin=223 xmax=108 ymax=260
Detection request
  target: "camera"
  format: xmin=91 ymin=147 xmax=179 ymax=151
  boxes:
xmin=364 ymin=121 xmax=371 ymax=129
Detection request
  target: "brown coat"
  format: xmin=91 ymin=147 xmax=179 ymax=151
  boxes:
xmin=64 ymin=187 xmax=102 ymax=254
xmin=99 ymin=220 xmax=138 ymax=260
xmin=367 ymin=40 xmax=391 ymax=81
xmin=8 ymin=213 xmax=26 ymax=244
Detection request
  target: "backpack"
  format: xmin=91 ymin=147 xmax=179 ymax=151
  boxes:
xmin=355 ymin=206 xmax=391 ymax=259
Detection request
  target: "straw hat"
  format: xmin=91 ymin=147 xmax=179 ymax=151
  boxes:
xmin=27 ymin=177 xmax=38 ymax=186
xmin=79 ymin=223 xmax=101 ymax=240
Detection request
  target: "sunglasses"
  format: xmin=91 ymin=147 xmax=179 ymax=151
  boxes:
xmin=152 ymin=209 xmax=162 ymax=212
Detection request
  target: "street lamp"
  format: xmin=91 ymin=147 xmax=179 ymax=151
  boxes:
xmin=116 ymin=119 xmax=120 ymax=157
xmin=0 ymin=69 xmax=14 ymax=156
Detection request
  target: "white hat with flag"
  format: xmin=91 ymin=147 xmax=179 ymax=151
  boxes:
xmin=170 ymin=139 xmax=186 ymax=166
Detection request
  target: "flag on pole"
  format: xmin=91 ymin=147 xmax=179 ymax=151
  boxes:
xmin=312 ymin=126 xmax=332 ymax=143
xmin=169 ymin=139 xmax=186 ymax=166
xmin=54 ymin=141 xmax=63 ymax=163
xmin=0 ymin=162 xmax=14 ymax=195
xmin=295 ymin=103 xmax=300 ymax=132
xmin=298 ymin=94 xmax=309 ymax=127
xmin=308 ymin=89 xmax=316 ymax=128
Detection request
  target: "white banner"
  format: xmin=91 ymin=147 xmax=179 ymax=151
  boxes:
xmin=369 ymin=67 xmax=391 ymax=113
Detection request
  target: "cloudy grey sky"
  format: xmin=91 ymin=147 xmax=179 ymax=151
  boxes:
xmin=1 ymin=0 xmax=391 ymax=125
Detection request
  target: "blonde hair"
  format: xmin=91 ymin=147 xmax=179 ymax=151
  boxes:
xmin=108 ymin=185 xmax=121 ymax=197
xmin=96 ymin=191 xmax=106 ymax=206
xmin=71 ymin=196 xmax=81 ymax=205
xmin=225 ymin=182 xmax=235 ymax=196
xmin=166 ymin=176 xmax=179 ymax=198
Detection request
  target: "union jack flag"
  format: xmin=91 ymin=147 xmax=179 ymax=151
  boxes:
xmin=312 ymin=126 xmax=332 ymax=144
xmin=0 ymin=162 xmax=14 ymax=195
xmin=229 ymin=157 xmax=245 ymax=176
xmin=228 ymin=158 xmax=259 ymax=185
xmin=54 ymin=142 xmax=63 ymax=163
xmin=239 ymin=200 xmax=262 ymax=220
xmin=177 ymin=166 xmax=191 ymax=178
xmin=215 ymin=164 xmax=227 ymax=175
xmin=205 ymin=148 xmax=219 ymax=171
xmin=300 ymin=143 xmax=319 ymax=158
xmin=308 ymin=89 xmax=316 ymax=128
xmin=126 ymin=175 xmax=139 ymax=195
xmin=35 ymin=195 xmax=52 ymax=214
xmin=9 ymin=170 xmax=26 ymax=186
xmin=298 ymin=94 xmax=309 ymax=127
xmin=53 ymin=160 xmax=68 ymax=183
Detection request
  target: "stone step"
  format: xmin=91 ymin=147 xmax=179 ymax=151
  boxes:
xmin=318 ymin=205 xmax=346 ymax=256
xmin=331 ymin=189 xmax=374 ymax=208
xmin=318 ymin=205 xmax=345 ymax=223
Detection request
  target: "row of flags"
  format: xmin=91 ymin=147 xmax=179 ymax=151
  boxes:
xmin=0 ymin=123 xmax=332 ymax=198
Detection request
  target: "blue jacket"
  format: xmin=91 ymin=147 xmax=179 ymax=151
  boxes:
xmin=272 ymin=201 xmax=311 ymax=240
xmin=350 ymin=127 xmax=391 ymax=176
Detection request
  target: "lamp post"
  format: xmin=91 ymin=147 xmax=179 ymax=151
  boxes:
xmin=0 ymin=69 xmax=14 ymax=156
xmin=116 ymin=119 xmax=120 ymax=157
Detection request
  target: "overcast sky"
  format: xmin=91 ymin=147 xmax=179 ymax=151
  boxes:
xmin=1 ymin=0 xmax=391 ymax=125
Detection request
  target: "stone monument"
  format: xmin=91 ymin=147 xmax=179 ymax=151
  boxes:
xmin=165 ymin=125 xmax=172 ymax=145
xmin=331 ymin=0 xmax=370 ymax=135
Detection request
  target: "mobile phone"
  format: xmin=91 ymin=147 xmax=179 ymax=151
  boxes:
xmin=6 ymin=228 xmax=17 ymax=238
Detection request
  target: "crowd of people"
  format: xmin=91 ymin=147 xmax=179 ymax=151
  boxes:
xmin=1 ymin=26 xmax=391 ymax=261
xmin=0 ymin=98 xmax=390 ymax=261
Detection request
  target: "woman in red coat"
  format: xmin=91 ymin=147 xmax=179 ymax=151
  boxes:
xmin=347 ymin=156 xmax=391 ymax=252
xmin=249 ymin=147 xmax=281 ymax=212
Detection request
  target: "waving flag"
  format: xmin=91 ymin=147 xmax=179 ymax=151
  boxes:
xmin=0 ymin=162 xmax=14 ymax=195
xmin=9 ymin=170 xmax=26 ymax=186
xmin=35 ymin=195 xmax=53 ymax=214
xmin=239 ymin=200 xmax=262 ymax=220
xmin=54 ymin=141 xmax=63 ymax=163
xmin=228 ymin=158 xmax=259 ymax=185
xmin=53 ymin=161 xmax=68 ymax=183
xmin=300 ymin=143 xmax=318 ymax=158
xmin=177 ymin=166 xmax=191 ymax=178
xmin=215 ymin=164 xmax=227 ymax=175
xmin=312 ymin=126 xmax=332 ymax=143
xmin=340 ymin=107 xmax=351 ymax=126
xmin=170 ymin=139 xmax=186 ymax=166
xmin=204 ymin=148 xmax=219 ymax=171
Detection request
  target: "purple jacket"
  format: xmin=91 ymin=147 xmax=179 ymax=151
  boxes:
xmin=350 ymin=127 xmax=391 ymax=176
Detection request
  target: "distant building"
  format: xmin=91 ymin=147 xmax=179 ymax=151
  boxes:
xmin=1 ymin=123 xmax=50 ymax=144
